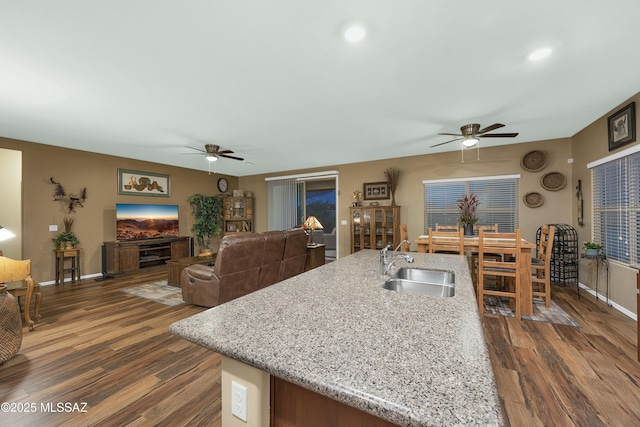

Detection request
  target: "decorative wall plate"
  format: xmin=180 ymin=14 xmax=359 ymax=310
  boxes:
xmin=541 ymin=172 xmax=567 ymax=191
xmin=520 ymin=150 xmax=549 ymax=172
xmin=523 ymin=192 xmax=544 ymax=208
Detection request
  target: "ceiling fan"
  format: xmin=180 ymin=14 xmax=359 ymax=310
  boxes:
xmin=184 ymin=144 xmax=244 ymax=162
xmin=431 ymin=123 xmax=518 ymax=148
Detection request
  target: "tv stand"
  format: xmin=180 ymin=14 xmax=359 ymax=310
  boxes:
xmin=103 ymin=236 xmax=191 ymax=275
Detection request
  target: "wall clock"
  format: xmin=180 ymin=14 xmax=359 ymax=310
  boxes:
xmin=217 ymin=177 xmax=228 ymax=193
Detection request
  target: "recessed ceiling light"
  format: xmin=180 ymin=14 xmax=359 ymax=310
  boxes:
xmin=344 ymin=24 xmax=366 ymax=43
xmin=528 ymin=47 xmax=552 ymax=61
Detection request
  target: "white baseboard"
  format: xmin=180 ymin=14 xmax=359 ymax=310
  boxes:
xmin=578 ymin=282 xmax=637 ymax=321
xmin=40 ymin=272 xmax=103 ymax=287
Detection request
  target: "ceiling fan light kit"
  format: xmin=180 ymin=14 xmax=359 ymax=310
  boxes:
xmin=432 ymin=123 xmax=519 ymax=160
xmin=462 ymin=137 xmax=479 ymax=147
xmin=184 ymin=144 xmax=245 ymax=163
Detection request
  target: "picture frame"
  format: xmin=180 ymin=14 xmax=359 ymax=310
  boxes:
xmin=363 ymin=182 xmax=390 ymax=200
xmin=608 ymin=102 xmax=636 ymax=151
xmin=118 ymin=169 xmax=170 ymax=197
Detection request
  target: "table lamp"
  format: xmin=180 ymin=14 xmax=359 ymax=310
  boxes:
xmin=303 ymin=216 xmax=323 ymax=246
xmin=0 ymin=226 xmax=15 ymax=242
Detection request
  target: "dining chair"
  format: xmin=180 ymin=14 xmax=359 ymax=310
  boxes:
xmin=399 ymin=224 xmax=410 ymax=252
xmin=428 ymin=227 xmax=464 ymax=255
xmin=532 ymin=224 xmax=556 ymax=307
xmin=477 ymin=229 xmax=522 ymax=320
xmin=471 ymin=224 xmax=501 ymax=285
xmin=0 ymin=255 xmax=42 ymax=331
xmin=435 ymin=223 xmax=459 ymax=231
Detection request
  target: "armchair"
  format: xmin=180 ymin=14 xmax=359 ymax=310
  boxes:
xmin=0 ymin=256 xmax=41 ymax=331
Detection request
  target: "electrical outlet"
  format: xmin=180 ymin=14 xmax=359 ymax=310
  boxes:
xmin=231 ymin=381 xmax=247 ymax=422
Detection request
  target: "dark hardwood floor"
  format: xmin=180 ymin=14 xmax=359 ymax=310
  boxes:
xmin=0 ymin=268 xmax=220 ymax=427
xmin=1 ymin=268 xmax=638 ymax=426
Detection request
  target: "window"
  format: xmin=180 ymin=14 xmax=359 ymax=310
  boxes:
xmin=267 ymin=178 xmax=303 ymax=230
xmin=423 ymin=175 xmax=519 ymax=233
xmin=266 ymin=171 xmax=338 ymax=231
xmin=590 ymin=147 xmax=640 ymax=265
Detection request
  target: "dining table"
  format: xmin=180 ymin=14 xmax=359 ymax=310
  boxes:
xmin=415 ymin=234 xmax=537 ymax=316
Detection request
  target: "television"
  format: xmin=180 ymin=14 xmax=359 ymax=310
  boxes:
xmin=116 ymin=203 xmax=179 ymax=241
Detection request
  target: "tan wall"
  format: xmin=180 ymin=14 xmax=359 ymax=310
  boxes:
xmin=4 ymin=91 xmax=639 ymax=314
xmin=0 ymin=137 xmax=238 ymax=283
xmin=240 ymin=137 xmax=574 ymax=261
xmin=571 ymin=92 xmax=640 ymax=315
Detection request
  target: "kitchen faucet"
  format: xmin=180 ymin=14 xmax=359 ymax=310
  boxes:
xmin=380 ymin=243 xmax=414 ymax=275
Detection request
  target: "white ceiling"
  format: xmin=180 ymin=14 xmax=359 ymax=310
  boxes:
xmin=2 ymin=1 xmax=640 ymax=176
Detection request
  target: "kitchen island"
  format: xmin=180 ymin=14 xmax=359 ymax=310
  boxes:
xmin=170 ymin=250 xmax=504 ymax=426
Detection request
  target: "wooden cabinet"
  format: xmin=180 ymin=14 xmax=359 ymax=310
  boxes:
xmin=104 ymin=236 xmax=192 ymax=275
xmin=350 ymin=206 xmax=400 ymax=253
xmin=223 ymin=196 xmax=254 ymax=233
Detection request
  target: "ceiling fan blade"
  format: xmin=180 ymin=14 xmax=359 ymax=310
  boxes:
xmin=437 ymin=132 xmax=464 ymax=136
xmin=431 ymin=138 xmax=462 ymax=148
xmin=218 ymin=149 xmax=234 ymax=155
xmin=219 ymin=154 xmax=244 ymax=161
xmin=478 ymin=132 xmax=519 ymax=138
xmin=186 ymin=145 xmax=207 ymax=153
xmin=477 ymin=123 xmax=504 ymax=134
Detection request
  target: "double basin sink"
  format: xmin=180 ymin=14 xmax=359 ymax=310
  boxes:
xmin=383 ymin=267 xmax=455 ymax=297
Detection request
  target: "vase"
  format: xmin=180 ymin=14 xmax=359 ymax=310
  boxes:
xmin=0 ymin=285 xmax=22 ymax=365
xmin=585 ymin=248 xmax=599 ymax=257
xmin=463 ymin=223 xmax=474 ymax=236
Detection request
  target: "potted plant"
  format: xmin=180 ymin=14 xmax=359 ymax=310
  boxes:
xmin=583 ymin=242 xmax=602 ymax=257
xmin=52 ymin=216 xmax=79 ymax=249
xmin=187 ymin=193 xmax=224 ymax=257
xmin=457 ymin=193 xmax=479 ymax=236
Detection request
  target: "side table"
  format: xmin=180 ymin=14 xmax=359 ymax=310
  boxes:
xmin=167 ymin=254 xmax=216 ymax=287
xmin=54 ymin=248 xmax=81 ymax=285
xmin=305 ymin=244 xmax=326 ymax=271
xmin=580 ymin=253 xmax=610 ymax=305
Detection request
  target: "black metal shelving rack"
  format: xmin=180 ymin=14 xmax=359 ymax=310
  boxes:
xmin=537 ymin=223 xmax=578 ymax=290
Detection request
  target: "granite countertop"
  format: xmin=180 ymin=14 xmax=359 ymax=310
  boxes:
xmin=170 ymin=250 xmax=504 ymax=427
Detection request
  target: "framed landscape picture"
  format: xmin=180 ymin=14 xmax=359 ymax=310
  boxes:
xmin=608 ymin=102 xmax=636 ymax=151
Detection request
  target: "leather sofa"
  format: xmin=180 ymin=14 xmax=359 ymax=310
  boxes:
xmin=180 ymin=228 xmax=308 ymax=307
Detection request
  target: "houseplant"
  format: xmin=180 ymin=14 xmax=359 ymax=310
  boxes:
xmin=187 ymin=193 xmax=224 ymax=257
xmin=457 ymin=192 xmax=479 ymax=236
xmin=583 ymin=241 xmax=602 ymax=257
xmin=52 ymin=216 xmax=79 ymax=249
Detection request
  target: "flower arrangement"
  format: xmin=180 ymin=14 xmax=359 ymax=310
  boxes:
xmin=583 ymin=242 xmax=602 ymax=250
xmin=384 ymin=167 xmax=401 ymax=206
xmin=457 ymin=192 xmax=479 ymax=225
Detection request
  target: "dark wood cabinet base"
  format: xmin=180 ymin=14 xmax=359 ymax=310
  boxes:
xmin=270 ymin=376 xmax=397 ymax=427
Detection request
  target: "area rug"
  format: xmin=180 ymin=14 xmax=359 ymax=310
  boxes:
xmin=122 ymin=280 xmax=184 ymax=306
xmin=483 ymin=296 xmax=580 ymax=327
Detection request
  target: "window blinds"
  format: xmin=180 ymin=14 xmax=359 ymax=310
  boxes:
xmin=591 ymin=150 xmax=640 ymax=264
xmin=423 ymin=175 xmax=519 ymax=234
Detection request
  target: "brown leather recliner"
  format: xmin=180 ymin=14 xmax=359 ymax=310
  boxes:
xmin=181 ymin=228 xmax=308 ymax=307
xmin=258 ymin=230 xmax=286 ymax=289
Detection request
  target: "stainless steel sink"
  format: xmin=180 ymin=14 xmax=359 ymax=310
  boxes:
xmin=392 ymin=267 xmax=455 ymax=285
xmin=383 ymin=268 xmax=455 ymax=297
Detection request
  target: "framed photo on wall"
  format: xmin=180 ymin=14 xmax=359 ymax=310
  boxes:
xmin=608 ymin=101 xmax=636 ymax=151
xmin=363 ymin=182 xmax=390 ymax=200
xmin=118 ymin=169 xmax=170 ymax=197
